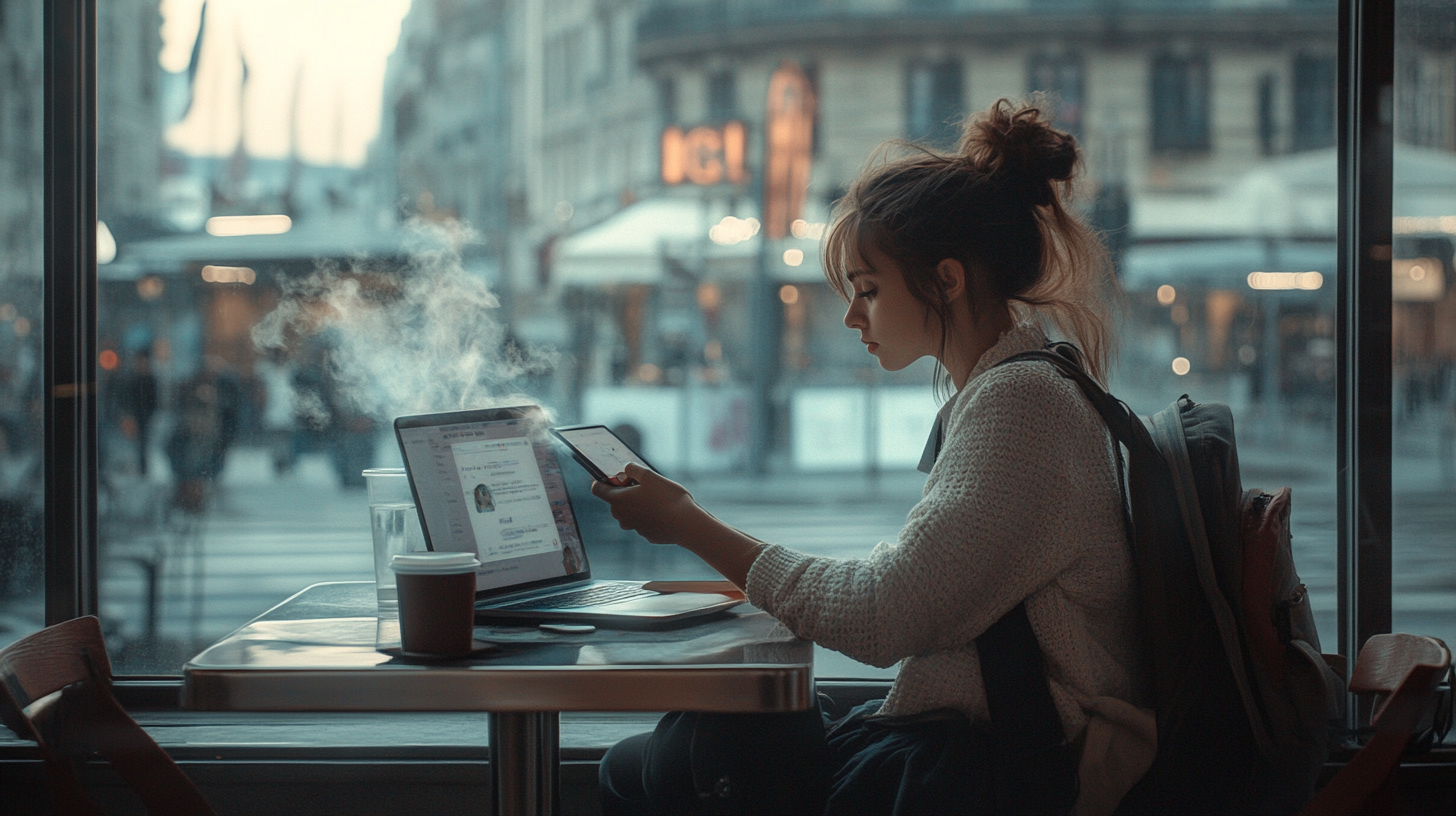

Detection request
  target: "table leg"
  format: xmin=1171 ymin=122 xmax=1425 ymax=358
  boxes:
xmin=489 ymin=711 xmax=560 ymax=816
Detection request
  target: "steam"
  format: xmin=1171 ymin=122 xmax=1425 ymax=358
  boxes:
xmin=252 ymin=218 xmax=557 ymax=423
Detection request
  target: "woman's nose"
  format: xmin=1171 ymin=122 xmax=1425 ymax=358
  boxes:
xmin=844 ymin=303 xmax=863 ymax=329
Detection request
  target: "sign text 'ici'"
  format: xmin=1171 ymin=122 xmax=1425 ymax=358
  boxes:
xmin=660 ymin=121 xmax=748 ymax=187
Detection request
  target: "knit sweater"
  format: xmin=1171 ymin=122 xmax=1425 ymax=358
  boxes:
xmin=745 ymin=324 xmax=1148 ymax=737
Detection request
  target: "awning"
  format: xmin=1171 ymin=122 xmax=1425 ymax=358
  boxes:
xmin=1120 ymin=239 xmax=1336 ymax=292
xmin=552 ymin=198 xmax=727 ymax=285
xmin=102 ymin=214 xmax=427 ymax=280
xmin=1132 ymin=145 xmax=1456 ymax=240
xmin=552 ymin=195 xmax=829 ymax=285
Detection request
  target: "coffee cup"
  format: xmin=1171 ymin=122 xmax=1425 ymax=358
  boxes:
xmin=390 ymin=552 xmax=481 ymax=657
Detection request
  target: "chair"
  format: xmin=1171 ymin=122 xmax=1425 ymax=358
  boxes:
xmin=0 ymin=616 xmax=215 ymax=816
xmin=1298 ymin=633 xmax=1452 ymax=816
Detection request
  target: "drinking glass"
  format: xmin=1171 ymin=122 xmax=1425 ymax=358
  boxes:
xmin=364 ymin=468 xmax=425 ymax=614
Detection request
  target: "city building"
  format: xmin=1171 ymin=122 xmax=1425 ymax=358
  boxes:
xmin=483 ymin=0 xmax=1358 ymax=469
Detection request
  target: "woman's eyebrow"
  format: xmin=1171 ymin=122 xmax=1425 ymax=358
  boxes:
xmin=846 ymin=269 xmax=875 ymax=283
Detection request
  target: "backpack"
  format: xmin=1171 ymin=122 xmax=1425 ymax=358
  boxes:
xmin=1001 ymin=346 xmax=1346 ymax=815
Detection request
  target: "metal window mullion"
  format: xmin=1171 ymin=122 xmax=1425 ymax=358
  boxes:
xmin=43 ymin=0 xmax=98 ymax=624
xmin=1335 ymin=0 xmax=1394 ymax=684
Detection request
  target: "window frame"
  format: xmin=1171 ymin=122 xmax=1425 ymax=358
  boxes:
xmin=1335 ymin=0 xmax=1393 ymax=692
xmin=38 ymin=1 xmax=1397 ymax=691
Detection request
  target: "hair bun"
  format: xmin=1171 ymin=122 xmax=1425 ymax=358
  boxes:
xmin=961 ymin=97 xmax=1078 ymax=206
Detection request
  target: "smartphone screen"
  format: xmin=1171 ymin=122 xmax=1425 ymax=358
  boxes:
xmin=551 ymin=426 xmax=652 ymax=481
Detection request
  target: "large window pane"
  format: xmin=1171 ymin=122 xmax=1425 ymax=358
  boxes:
xmin=1393 ymin=0 xmax=1456 ymax=649
xmin=96 ymin=0 xmax=1339 ymax=679
xmin=0 ymin=2 xmax=45 ymax=651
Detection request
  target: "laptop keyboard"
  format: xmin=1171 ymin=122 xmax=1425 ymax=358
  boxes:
xmin=497 ymin=582 xmax=655 ymax=611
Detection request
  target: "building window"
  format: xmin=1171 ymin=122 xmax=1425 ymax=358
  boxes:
xmin=1396 ymin=53 xmax=1456 ymax=150
xmin=1258 ymin=74 xmax=1277 ymax=156
xmin=906 ymin=59 xmax=962 ymax=148
xmin=707 ymin=70 xmax=736 ymax=123
xmin=1027 ymin=53 xmax=1084 ymax=139
xmin=1292 ymin=54 xmax=1336 ymax=152
xmin=1150 ymin=53 xmax=1210 ymax=154
xmin=658 ymin=77 xmax=677 ymax=126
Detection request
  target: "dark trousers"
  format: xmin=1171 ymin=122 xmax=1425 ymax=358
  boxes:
xmin=599 ymin=698 xmax=1078 ymax=816
xmin=600 ymin=705 xmax=832 ymax=816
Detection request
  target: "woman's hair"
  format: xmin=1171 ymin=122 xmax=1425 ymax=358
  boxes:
xmin=824 ymin=97 xmax=1116 ymax=386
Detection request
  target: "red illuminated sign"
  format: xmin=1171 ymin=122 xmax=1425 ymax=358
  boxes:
xmin=661 ymin=121 xmax=748 ymax=186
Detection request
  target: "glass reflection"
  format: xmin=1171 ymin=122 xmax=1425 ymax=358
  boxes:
xmin=0 ymin=2 xmax=45 ymax=652
xmin=90 ymin=0 xmax=1341 ymax=677
xmin=1393 ymin=0 xmax=1456 ymax=650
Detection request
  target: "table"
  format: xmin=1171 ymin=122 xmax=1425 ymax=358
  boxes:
xmin=182 ymin=582 xmax=814 ymax=816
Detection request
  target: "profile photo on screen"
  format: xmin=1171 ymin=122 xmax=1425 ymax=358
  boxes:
xmin=561 ymin=545 xmax=582 ymax=575
xmin=473 ymin=483 xmax=495 ymax=513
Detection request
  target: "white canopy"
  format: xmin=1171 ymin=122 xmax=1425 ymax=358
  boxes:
xmin=1120 ymin=239 xmax=1335 ymax=292
xmin=1133 ymin=145 xmax=1456 ymax=240
xmin=103 ymin=213 xmax=428 ymax=280
xmin=552 ymin=195 xmax=828 ymax=285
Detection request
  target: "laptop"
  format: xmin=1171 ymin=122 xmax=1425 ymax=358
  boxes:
xmin=394 ymin=405 xmax=745 ymax=626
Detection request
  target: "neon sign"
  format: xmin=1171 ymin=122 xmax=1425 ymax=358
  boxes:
xmin=661 ymin=121 xmax=748 ymax=186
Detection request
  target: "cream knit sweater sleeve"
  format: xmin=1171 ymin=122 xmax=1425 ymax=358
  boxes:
xmin=744 ymin=326 xmax=1143 ymax=729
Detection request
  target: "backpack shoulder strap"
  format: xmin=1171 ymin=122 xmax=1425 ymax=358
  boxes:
xmin=997 ymin=346 xmax=1146 ymax=450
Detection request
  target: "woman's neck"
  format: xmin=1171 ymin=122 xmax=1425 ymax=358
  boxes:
xmin=942 ymin=304 xmax=1015 ymax=391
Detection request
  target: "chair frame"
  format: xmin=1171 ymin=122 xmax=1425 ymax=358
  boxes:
xmin=1298 ymin=633 xmax=1452 ymax=816
xmin=0 ymin=615 xmax=215 ymax=816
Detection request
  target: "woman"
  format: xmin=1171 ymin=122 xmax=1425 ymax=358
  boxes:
xmin=592 ymin=98 xmax=1153 ymax=816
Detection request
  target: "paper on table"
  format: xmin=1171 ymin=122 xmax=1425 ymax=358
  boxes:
xmin=642 ymin=580 xmax=746 ymax=600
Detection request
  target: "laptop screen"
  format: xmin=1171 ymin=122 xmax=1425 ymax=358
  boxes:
xmin=395 ymin=408 xmax=589 ymax=596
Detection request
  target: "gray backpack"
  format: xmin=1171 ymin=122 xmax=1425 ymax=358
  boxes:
xmin=1001 ymin=347 xmax=1345 ymax=814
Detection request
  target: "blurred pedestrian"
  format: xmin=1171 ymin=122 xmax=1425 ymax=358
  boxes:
xmin=114 ymin=349 xmax=159 ymax=476
xmin=165 ymin=356 xmax=241 ymax=512
xmin=255 ymin=351 xmax=299 ymax=475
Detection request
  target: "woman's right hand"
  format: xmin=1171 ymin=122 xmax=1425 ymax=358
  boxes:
xmin=591 ymin=463 xmax=767 ymax=588
xmin=589 ymin=463 xmax=701 ymax=545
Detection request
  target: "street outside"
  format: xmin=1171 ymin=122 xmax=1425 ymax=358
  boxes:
xmin=2 ymin=406 xmax=1452 ymax=678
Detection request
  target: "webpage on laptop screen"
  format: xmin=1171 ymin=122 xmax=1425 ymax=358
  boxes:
xmin=399 ymin=418 xmax=586 ymax=592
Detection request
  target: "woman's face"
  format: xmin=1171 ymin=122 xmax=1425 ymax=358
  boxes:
xmin=842 ymin=243 xmax=942 ymax=372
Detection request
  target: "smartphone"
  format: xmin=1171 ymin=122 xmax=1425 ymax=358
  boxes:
xmin=549 ymin=425 xmax=657 ymax=483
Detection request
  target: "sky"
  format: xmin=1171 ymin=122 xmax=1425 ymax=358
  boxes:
xmin=160 ymin=0 xmax=412 ymax=167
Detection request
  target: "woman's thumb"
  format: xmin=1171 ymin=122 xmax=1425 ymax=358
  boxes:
xmin=623 ymin=461 xmax=651 ymax=480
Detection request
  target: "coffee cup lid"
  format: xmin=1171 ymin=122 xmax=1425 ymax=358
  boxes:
xmin=390 ymin=552 xmax=481 ymax=574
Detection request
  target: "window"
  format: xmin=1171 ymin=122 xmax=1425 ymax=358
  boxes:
xmin=1397 ymin=51 xmax=1456 ymax=150
xmin=38 ymin=0 xmax=1438 ymax=692
xmin=1027 ymin=52 xmax=1084 ymax=140
xmin=1292 ymin=54 xmax=1336 ymax=151
xmin=707 ymin=70 xmax=736 ymax=123
xmin=658 ymin=77 xmax=677 ymax=126
xmin=0 ymin=1 xmax=42 ymax=651
xmin=906 ymin=59 xmax=963 ymax=148
xmin=1258 ymin=73 xmax=1277 ymax=156
xmin=1150 ymin=52 xmax=1210 ymax=154
xmin=1393 ymin=0 xmax=1456 ymax=651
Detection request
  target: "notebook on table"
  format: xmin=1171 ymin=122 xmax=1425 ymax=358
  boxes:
xmin=394 ymin=405 xmax=745 ymax=627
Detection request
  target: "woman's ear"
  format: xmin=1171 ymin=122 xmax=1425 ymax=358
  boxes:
xmin=936 ymin=258 xmax=967 ymax=301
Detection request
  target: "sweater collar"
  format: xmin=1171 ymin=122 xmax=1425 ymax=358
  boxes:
xmin=917 ymin=323 xmax=1048 ymax=474
xmin=964 ymin=322 xmax=1048 ymax=385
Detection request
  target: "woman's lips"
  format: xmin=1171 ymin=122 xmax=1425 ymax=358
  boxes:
xmin=865 ymin=342 xmax=879 ymax=353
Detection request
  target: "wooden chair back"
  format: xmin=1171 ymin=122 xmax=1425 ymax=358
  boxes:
xmin=1297 ymin=633 xmax=1452 ymax=816
xmin=0 ymin=616 xmax=215 ymax=815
